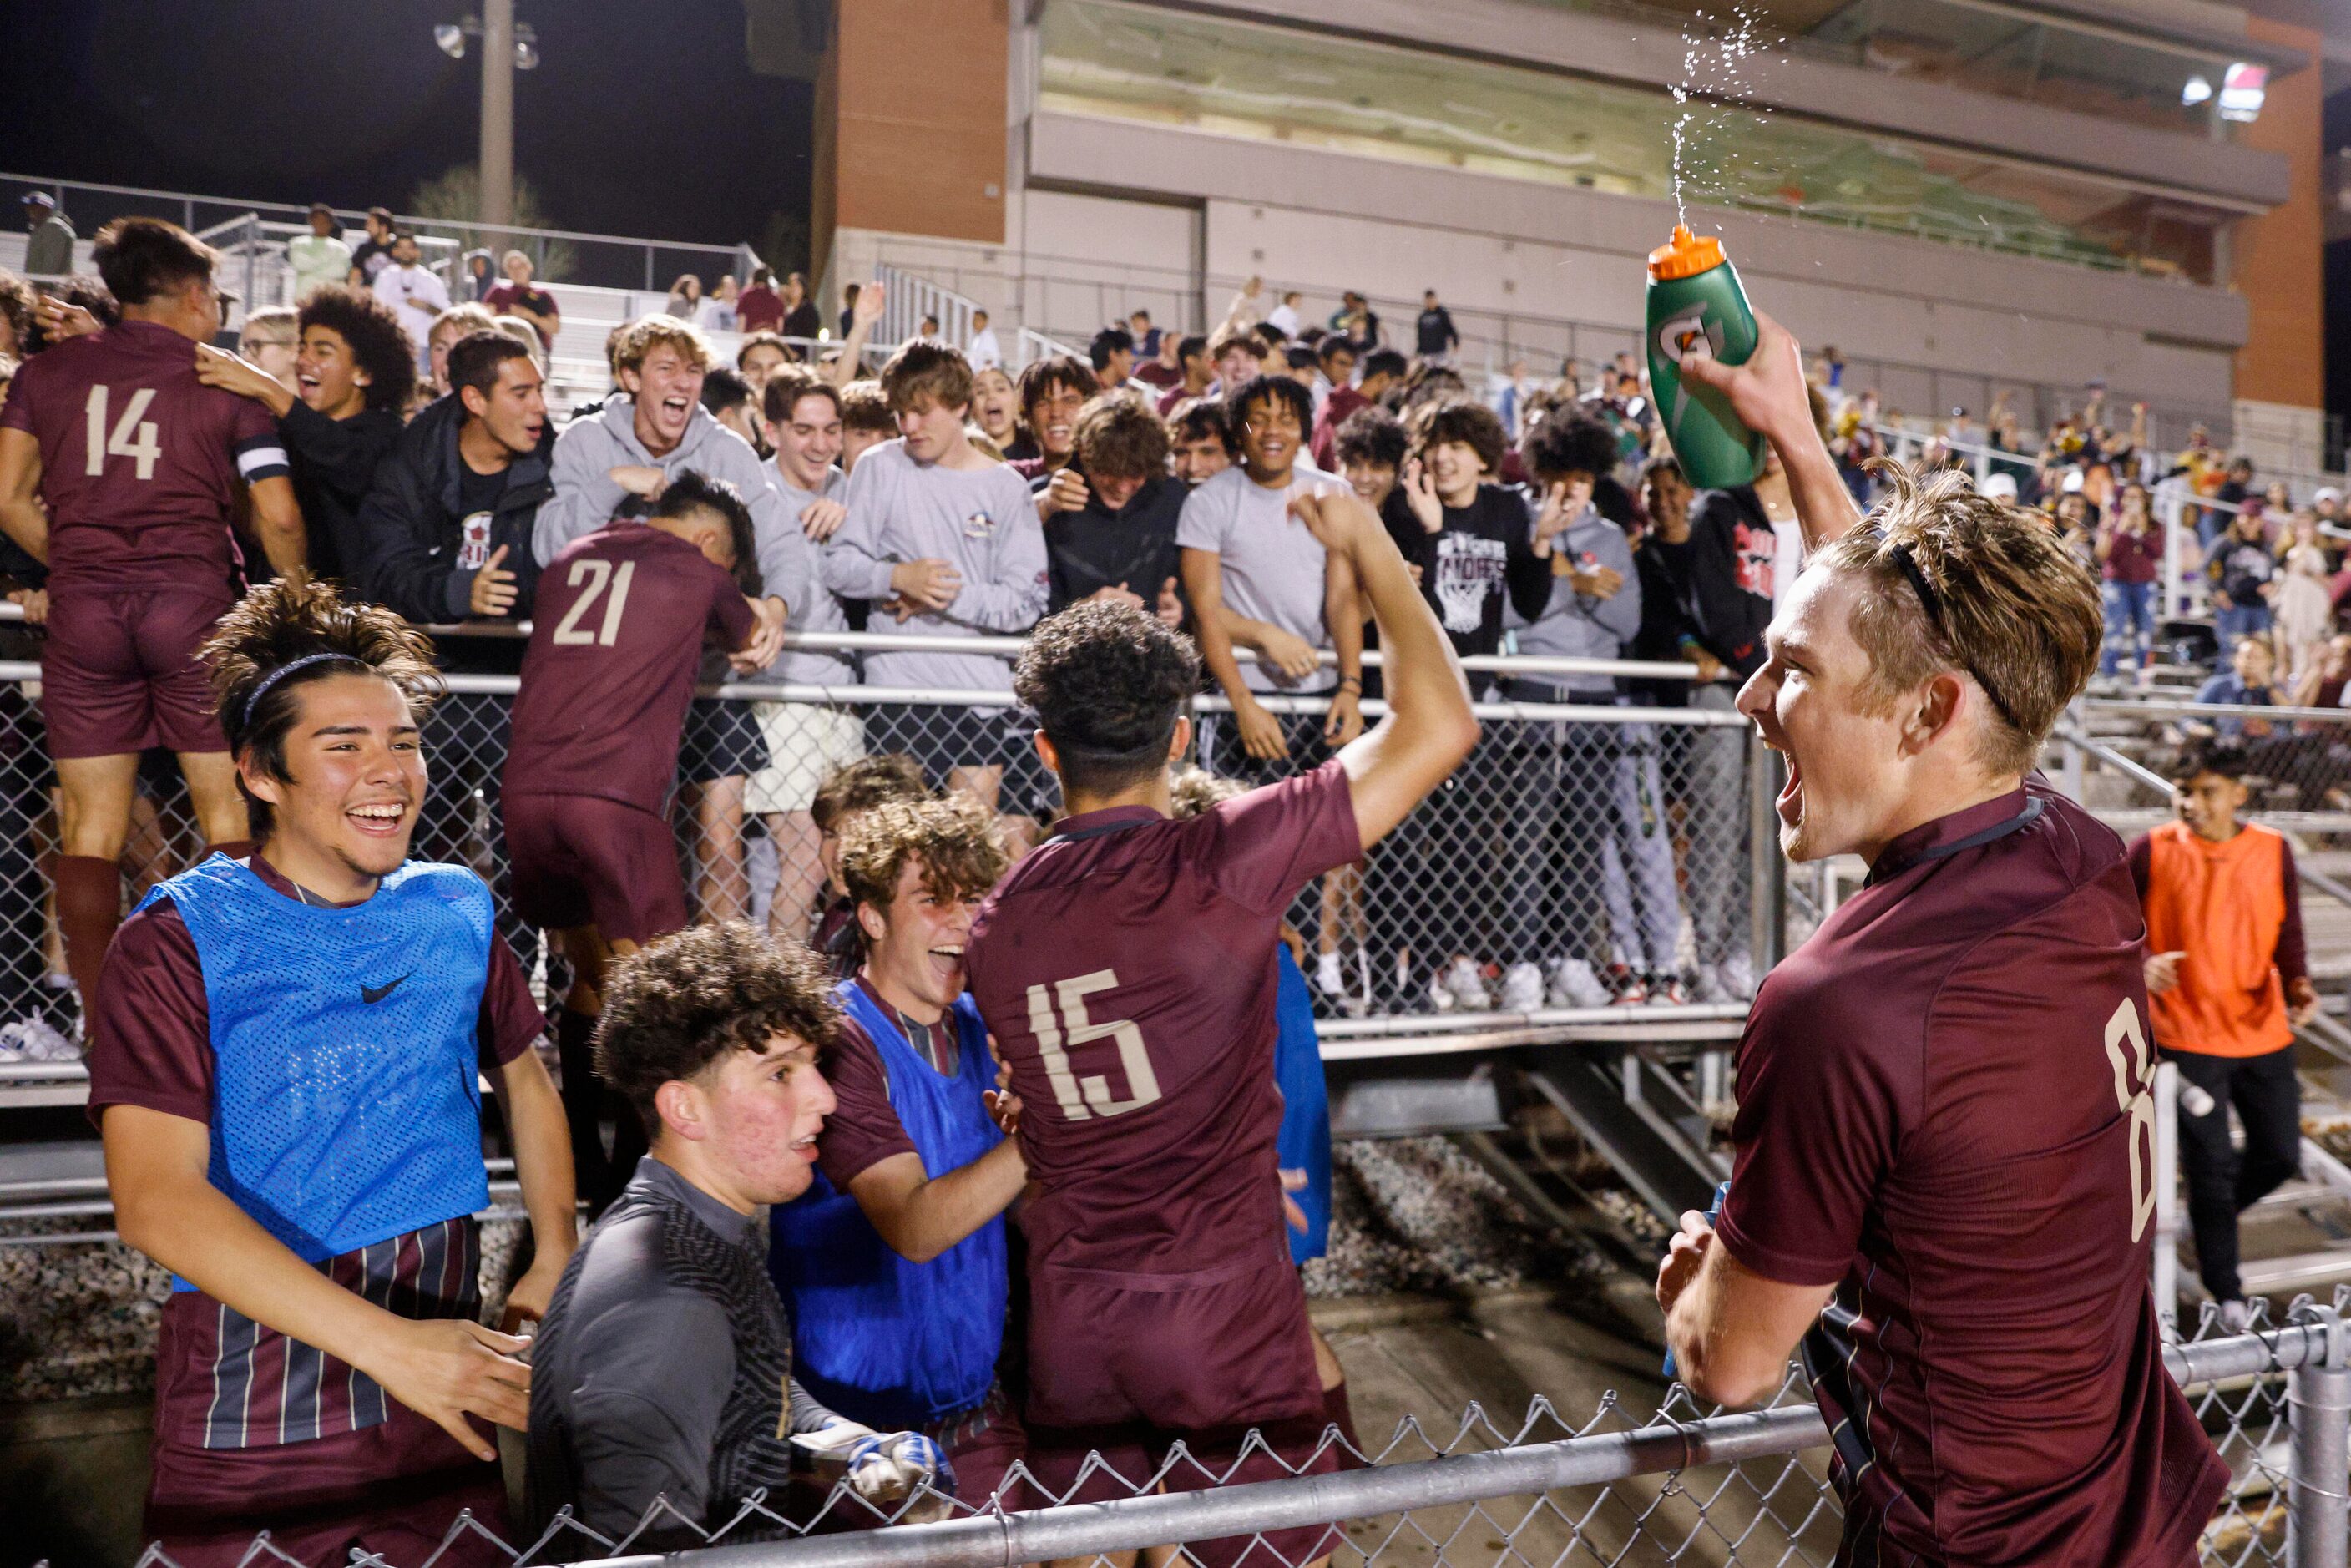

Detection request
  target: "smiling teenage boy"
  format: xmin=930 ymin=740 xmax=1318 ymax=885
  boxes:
xmin=1655 ymin=316 xmax=2227 ymax=1567
xmin=770 ymin=796 xmax=1029 ymax=1507
xmin=89 ymin=575 xmax=575 ymax=1566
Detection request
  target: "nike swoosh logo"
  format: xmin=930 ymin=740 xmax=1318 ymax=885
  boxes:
xmin=361 ymin=974 xmax=411 ymax=1005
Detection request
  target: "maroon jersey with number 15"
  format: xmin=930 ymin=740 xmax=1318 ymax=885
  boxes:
xmin=503 ymin=524 xmax=756 ymax=814
xmin=0 ymin=319 xmax=287 ymax=591
xmin=963 ymin=761 xmax=1360 ymax=1276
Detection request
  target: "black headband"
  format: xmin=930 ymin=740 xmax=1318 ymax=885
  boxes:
xmin=1877 ymin=533 xmax=2025 ymax=734
xmin=240 ymin=652 xmax=364 ymax=728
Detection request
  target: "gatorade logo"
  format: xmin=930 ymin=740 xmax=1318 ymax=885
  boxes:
xmin=1656 ymin=308 xmax=1722 ymax=366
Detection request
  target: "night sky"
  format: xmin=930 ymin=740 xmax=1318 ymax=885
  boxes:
xmin=0 ymin=0 xmax=814 ymax=251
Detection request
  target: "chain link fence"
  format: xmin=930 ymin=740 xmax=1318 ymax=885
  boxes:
xmin=0 ymin=645 xmax=1769 ymax=1066
xmin=99 ymin=1302 xmax=2350 ymax=1568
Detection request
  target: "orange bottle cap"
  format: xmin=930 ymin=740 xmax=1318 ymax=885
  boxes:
xmin=1648 ymin=225 xmax=1726 ymax=281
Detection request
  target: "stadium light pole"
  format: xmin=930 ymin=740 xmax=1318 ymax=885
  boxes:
xmin=479 ymin=0 xmax=515 ymax=234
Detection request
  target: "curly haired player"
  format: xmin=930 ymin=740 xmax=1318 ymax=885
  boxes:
xmin=963 ymin=488 xmax=1477 ymax=1567
xmin=526 ymin=923 xmax=946 ymax=1544
xmin=88 ymin=574 xmax=575 ymax=1566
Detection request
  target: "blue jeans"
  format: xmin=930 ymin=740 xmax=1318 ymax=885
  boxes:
xmin=2216 ymin=602 xmax=2271 ymax=651
xmin=2101 ymin=579 xmax=2155 ymax=675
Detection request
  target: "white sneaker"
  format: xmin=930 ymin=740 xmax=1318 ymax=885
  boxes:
xmin=1499 ymin=961 xmax=1546 ymax=1014
xmin=1317 ymin=950 xmax=1346 ymax=997
xmin=1428 ymin=970 xmax=1457 ymax=1012
xmin=10 ymin=1018 xmax=75 ymax=1063
xmin=1441 ymin=956 xmax=1493 ymax=1012
xmin=1546 ymin=957 xmax=1611 ymax=1009
xmin=2219 ymin=1298 xmax=2254 ymax=1334
xmin=1714 ymin=953 xmax=1757 ymax=1002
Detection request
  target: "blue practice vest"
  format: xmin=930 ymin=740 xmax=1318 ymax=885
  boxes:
xmin=1273 ymin=946 xmax=1332 ymax=1264
xmin=142 ymin=856 xmax=494 ymax=1292
xmin=770 ymin=982 xmax=1008 ymax=1429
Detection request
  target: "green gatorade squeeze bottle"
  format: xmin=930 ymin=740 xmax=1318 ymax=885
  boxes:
xmin=1645 ymin=225 xmax=1766 ymax=490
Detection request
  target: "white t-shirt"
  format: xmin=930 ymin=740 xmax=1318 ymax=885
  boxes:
xmin=1176 ymin=461 xmax=1345 ymax=694
xmin=286 ymin=234 xmax=352 ymax=301
xmin=1267 ymin=302 xmax=1302 ymax=337
xmin=968 ymin=327 xmax=1002 ymax=370
xmin=372 ymin=264 xmax=450 ymax=367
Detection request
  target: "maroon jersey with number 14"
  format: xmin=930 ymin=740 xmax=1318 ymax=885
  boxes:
xmin=0 ymin=319 xmax=286 ymax=590
xmin=503 ymin=524 xmax=756 ymax=814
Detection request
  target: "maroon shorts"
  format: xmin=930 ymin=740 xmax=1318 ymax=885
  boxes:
xmin=1024 ymin=1252 xmax=1339 ymax=1568
xmin=41 ymin=586 xmax=233 ymax=759
xmin=146 ymin=1443 xmax=507 ymax=1568
xmin=503 ymin=792 xmax=687 ymax=947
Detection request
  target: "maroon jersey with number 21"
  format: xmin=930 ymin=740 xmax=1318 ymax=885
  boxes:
xmin=1717 ymin=782 xmax=2228 ymax=1568
xmin=964 ymin=761 xmax=1360 ymax=1276
xmin=504 ymin=524 xmax=756 ymax=814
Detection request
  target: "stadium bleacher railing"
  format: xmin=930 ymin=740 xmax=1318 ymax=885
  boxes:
xmin=98 ymin=1302 xmax=2349 ymax=1568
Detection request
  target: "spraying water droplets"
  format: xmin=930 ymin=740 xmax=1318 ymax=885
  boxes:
xmin=1668 ymin=5 xmax=1773 ymax=230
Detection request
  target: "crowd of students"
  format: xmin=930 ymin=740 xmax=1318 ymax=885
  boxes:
xmin=0 ymin=208 xmax=2271 ymax=1568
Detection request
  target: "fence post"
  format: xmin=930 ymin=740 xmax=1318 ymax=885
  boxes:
xmin=2151 ymin=1061 xmax=2178 ymax=1338
xmin=1747 ymin=729 xmax=1786 ymax=973
xmin=2288 ymin=1306 xmax=2349 ymax=1568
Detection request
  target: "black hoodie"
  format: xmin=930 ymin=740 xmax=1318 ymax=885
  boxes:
xmin=354 ymin=392 xmax=553 ymax=633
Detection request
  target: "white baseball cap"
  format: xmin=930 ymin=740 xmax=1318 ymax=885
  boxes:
xmin=2317 ymin=486 xmax=2343 ymax=505
xmin=1979 ymin=473 xmax=2018 ymax=502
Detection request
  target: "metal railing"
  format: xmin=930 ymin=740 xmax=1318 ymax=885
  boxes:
xmin=96 ymin=1306 xmax=2351 ymax=1567
xmin=0 ymin=171 xmax=743 ymax=293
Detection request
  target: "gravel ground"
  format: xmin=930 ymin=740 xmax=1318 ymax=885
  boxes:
xmin=1305 ymin=1136 xmax=1608 ymax=1299
xmin=4 ymin=1136 xmax=1608 ymax=1399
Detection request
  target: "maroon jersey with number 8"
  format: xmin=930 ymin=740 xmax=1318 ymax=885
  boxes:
xmin=503 ymin=524 xmax=756 ymax=814
xmin=0 ymin=320 xmax=286 ymax=590
xmin=964 ymin=762 xmax=1360 ymax=1276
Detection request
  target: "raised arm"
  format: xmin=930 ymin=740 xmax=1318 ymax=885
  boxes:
xmin=827 ymin=281 xmax=886 ymax=391
xmin=1292 ymin=492 xmax=1479 ymax=848
xmin=1677 ymin=311 xmax=1862 ymax=550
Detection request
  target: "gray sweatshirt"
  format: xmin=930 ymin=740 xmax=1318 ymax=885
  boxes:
xmin=537 ymin=397 xmax=811 ymax=673
xmin=1504 ymin=507 xmax=1641 ymax=696
xmin=774 ymin=467 xmax=854 ymax=687
xmin=818 ymin=439 xmax=1049 ymax=690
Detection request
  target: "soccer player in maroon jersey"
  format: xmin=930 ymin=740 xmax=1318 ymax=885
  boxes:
xmin=503 ymin=469 xmax=783 ymax=1210
xmin=0 ymin=217 xmax=306 ymax=1024
xmin=1655 ymin=316 xmax=2228 ymax=1566
xmin=962 ymin=493 xmax=1478 ymax=1565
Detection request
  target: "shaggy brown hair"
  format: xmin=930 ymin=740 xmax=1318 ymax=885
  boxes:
xmin=810 ymin=754 xmax=932 ymax=834
xmin=594 ymin=922 xmax=842 ymax=1133
xmin=1168 ymin=764 xmax=1244 ymax=821
xmin=613 ymin=313 xmax=713 ymax=377
xmin=1074 ymin=392 xmax=1170 ymax=482
xmin=880 ymin=337 xmax=974 ymax=415
xmin=200 ymin=573 xmax=444 ymax=837
xmin=1812 ymin=462 xmax=2101 ymax=776
xmin=837 ymin=378 xmax=897 ymax=435
xmin=838 ymin=796 xmax=1010 ymax=917
xmin=1408 ymin=394 xmax=1509 ymax=475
